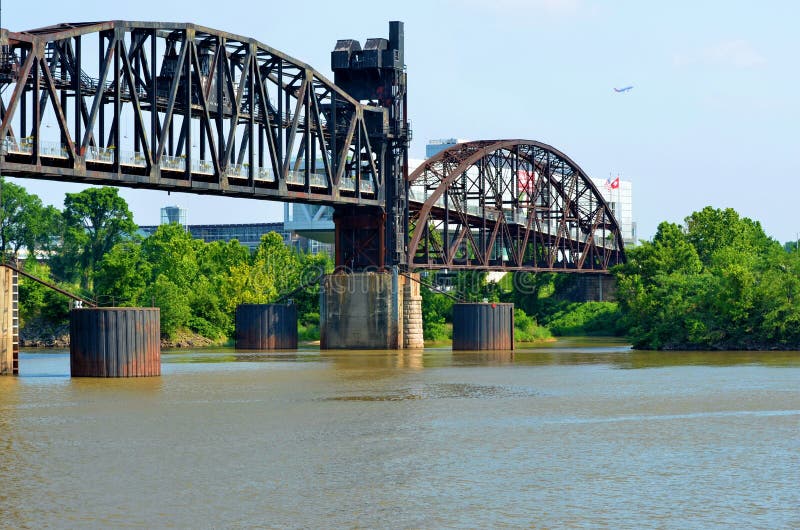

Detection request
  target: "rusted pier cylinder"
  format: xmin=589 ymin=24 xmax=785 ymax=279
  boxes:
xmin=452 ymin=303 xmax=515 ymax=351
xmin=70 ymin=308 xmax=161 ymax=377
xmin=235 ymin=304 xmax=298 ymax=350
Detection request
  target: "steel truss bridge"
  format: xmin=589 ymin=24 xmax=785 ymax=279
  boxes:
xmin=0 ymin=21 xmax=625 ymax=273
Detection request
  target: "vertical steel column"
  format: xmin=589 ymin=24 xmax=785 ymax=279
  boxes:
xmin=32 ymin=50 xmax=40 ymax=163
xmin=74 ymin=36 xmax=82 ymax=153
xmin=216 ymin=37 xmax=225 ymax=170
xmin=247 ymin=48 xmax=255 ymax=185
xmin=97 ymin=33 xmax=104 ymax=149
xmin=184 ymin=32 xmax=192 ymax=179
xmin=113 ymin=35 xmax=120 ymax=172
xmin=150 ymin=29 xmax=157 ymax=166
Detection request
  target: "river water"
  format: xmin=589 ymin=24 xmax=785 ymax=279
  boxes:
xmin=1 ymin=340 xmax=798 ymax=528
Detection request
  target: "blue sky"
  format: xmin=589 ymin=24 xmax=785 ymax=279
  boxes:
xmin=3 ymin=0 xmax=798 ymax=243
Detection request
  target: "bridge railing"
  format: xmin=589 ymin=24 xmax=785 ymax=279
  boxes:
xmin=2 ymin=138 xmax=374 ymax=194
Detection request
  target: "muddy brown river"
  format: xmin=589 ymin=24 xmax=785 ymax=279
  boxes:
xmin=1 ymin=339 xmax=798 ymax=528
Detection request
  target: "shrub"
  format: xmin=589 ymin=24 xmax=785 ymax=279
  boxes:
xmin=545 ymin=301 xmax=623 ymax=336
xmin=514 ymin=309 xmax=552 ymax=342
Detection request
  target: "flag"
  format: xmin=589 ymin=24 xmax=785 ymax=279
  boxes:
xmin=610 ymin=176 xmax=620 ymax=190
xmin=518 ymin=169 xmax=535 ymax=194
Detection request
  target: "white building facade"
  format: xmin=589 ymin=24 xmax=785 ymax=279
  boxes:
xmin=591 ymin=177 xmax=635 ymax=247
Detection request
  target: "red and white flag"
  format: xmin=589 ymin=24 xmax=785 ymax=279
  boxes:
xmin=518 ymin=169 xmax=536 ymax=194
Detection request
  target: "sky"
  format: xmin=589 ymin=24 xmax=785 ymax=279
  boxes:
xmin=2 ymin=0 xmax=799 ymax=243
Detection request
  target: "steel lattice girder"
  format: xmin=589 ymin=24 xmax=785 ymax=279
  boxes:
xmin=0 ymin=21 xmax=387 ymax=207
xmin=407 ymin=140 xmax=626 ymax=272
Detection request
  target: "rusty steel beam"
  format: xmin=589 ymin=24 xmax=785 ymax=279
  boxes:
xmin=0 ymin=21 xmax=387 ymax=208
xmin=407 ymin=140 xmax=626 ymax=273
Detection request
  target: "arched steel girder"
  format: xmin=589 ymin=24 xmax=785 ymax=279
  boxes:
xmin=0 ymin=21 xmax=387 ymax=206
xmin=407 ymin=140 xmax=626 ymax=272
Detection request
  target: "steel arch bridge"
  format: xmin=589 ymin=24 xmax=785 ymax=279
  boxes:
xmin=407 ymin=140 xmax=625 ymax=272
xmin=0 ymin=21 xmax=625 ymax=273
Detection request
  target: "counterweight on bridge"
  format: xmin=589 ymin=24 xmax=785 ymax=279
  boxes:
xmin=331 ymin=21 xmax=410 ymax=269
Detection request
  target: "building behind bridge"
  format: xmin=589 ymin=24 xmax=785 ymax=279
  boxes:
xmin=137 ymin=206 xmax=333 ymax=255
xmin=590 ymin=177 xmax=636 ymax=247
xmin=138 ymin=140 xmax=635 ymax=256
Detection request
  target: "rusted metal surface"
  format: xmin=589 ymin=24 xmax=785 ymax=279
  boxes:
xmin=235 ymin=304 xmax=297 ymax=350
xmin=0 ymin=21 xmax=385 ymax=210
xmin=332 ymin=21 xmax=409 ymax=268
xmin=452 ymin=302 xmax=514 ymax=351
xmin=0 ymin=20 xmax=629 ymax=276
xmin=408 ymin=140 xmax=626 ymax=273
xmin=70 ymin=308 xmax=161 ymax=377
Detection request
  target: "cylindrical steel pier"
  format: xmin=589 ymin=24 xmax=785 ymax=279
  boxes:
xmin=235 ymin=304 xmax=298 ymax=350
xmin=452 ymin=303 xmax=515 ymax=351
xmin=70 ymin=308 xmax=161 ymax=377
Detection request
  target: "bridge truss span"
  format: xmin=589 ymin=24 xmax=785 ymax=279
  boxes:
xmin=407 ymin=140 xmax=626 ymax=272
xmin=0 ymin=21 xmax=388 ymax=206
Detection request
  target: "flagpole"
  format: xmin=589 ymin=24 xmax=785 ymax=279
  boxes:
xmin=617 ymin=174 xmax=621 ymax=240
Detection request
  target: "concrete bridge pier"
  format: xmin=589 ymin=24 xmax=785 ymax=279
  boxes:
xmin=1 ymin=265 xmax=19 ymax=375
xmin=320 ymin=269 xmax=424 ymax=350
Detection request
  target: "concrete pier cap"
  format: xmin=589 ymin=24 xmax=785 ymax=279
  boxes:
xmin=320 ymin=268 xmax=423 ymax=350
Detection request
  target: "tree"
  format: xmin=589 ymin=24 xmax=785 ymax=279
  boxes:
xmin=614 ymin=208 xmax=800 ymax=350
xmin=143 ymin=274 xmax=192 ymax=338
xmin=685 ymin=206 xmax=777 ymax=267
xmin=94 ymin=241 xmax=151 ymax=306
xmin=222 ymin=232 xmax=301 ymax=310
xmin=17 ymin=259 xmax=76 ymax=331
xmin=140 ymin=223 xmax=200 ymax=291
xmin=57 ymin=187 xmax=137 ymax=290
xmin=0 ymin=178 xmax=61 ymax=259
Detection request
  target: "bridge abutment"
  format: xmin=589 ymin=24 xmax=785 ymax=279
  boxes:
xmin=320 ymin=270 xmax=423 ymax=350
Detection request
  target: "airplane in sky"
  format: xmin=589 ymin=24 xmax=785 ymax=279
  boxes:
xmin=614 ymin=86 xmax=634 ymax=93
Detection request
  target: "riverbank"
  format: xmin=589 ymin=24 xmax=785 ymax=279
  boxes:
xmin=20 ymin=320 xmax=228 ymax=349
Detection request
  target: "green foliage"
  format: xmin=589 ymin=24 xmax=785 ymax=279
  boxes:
xmin=94 ymin=241 xmax=150 ymax=306
xmin=544 ymin=302 xmax=623 ymax=337
xmin=421 ymin=286 xmax=454 ymax=341
xmin=141 ymin=223 xmax=199 ymax=290
xmin=504 ymin=272 xmax=577 ymax=321
xmin=614 ymin=207 xmax=796 ymax=350
xmin=17 ymin=260 xmax=76 ymax=329
xmin=423 ymin=321 xmax=451 ymax=342
xmin=17 ymin=260 xmax=51 ymax=325
xmin=56 ymin=187 xmax=137 ymax=290
xmin=4 ymin=184 xmax=334 ymax=343
xmin=144 ymin=274 xmax=192 ymax=339
xmin=290 ymin=250 xmax=333 ymax=326
xmin=514 ymin=309 xmax=551 ymax=342
xmin=0 ymin=178 xmax=62 ymax=259
xmin=453 ymin=270 xmax=501 ymax=302
xmin=298 ymin=321 xmax=321 ymax=342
